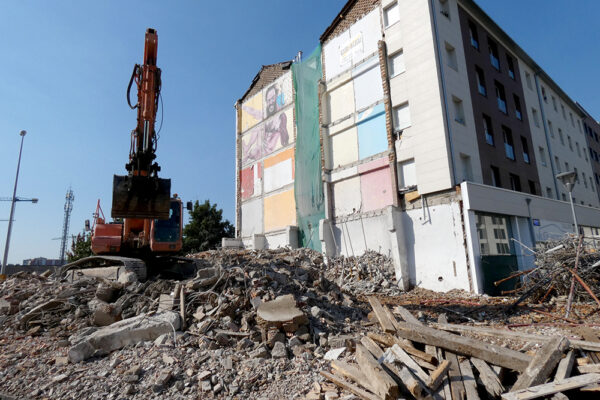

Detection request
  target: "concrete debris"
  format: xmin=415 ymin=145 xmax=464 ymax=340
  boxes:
xmin=5 ymin=246 xmax=600 ymax=398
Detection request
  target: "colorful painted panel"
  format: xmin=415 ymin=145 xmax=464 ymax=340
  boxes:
xmin=241 ymin=92 xmax=263 ymax=132
xmin=240 ymin=163 xmax=263 ymax=200
xmin=241 ymin=125 xmax=263 ymax=165
xmin=264 ymin=148 xmax=294 ymax=193
xmin=263 ymin=74 xmax=293 ymax=119
xmin=264 ymin=189 xmax=296 ymax=232
xmin=263 ymin=108 xmax=293 ymax=156
xmin=329 ymin=127 xmax=359 ymax=168
xmin=360 ymin=162 xmax=393 ymax=212
xmin=327 ymin=81 xmax=355 ymax=123
xmin=357 ymin=103 xmax=387 ymax=159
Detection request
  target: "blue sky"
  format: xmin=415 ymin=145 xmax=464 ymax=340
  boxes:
xmin=0 ymin=1 xmax=598 ymax=264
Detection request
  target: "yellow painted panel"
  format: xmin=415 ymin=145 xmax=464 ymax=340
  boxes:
xmin=241 ymin=92 xmax=263 ymax=132
xmin=330 ymin=127 xmax=359 ymax=168
xmin=327 ymin=81 xmax=355 ymax=123
xmin=264 ymin=189 xmax=296 ymax=232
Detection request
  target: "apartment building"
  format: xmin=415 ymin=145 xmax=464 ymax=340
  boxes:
xmin=234 ymin=0 xmax=600 ymax=293
xmin=579 ymin=103 xmax=600 ymax=203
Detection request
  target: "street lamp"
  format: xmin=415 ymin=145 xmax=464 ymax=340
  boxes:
xmin=556 ymin=170 xmax=578 ymax=234
xmin=1 ymin=130 xmax=34 ymax=277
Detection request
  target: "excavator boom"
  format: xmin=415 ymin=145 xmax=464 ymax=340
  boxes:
xmin=112 ymin=28 xmax=170 ymax=220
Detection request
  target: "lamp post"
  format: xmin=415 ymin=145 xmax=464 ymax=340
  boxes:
xmin=1 ymin=130 xmax=30 ymax=276
xmin=556 ymin=171 xmax=578 ymax=234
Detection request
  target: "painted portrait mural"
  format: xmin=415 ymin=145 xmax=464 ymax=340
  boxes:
xmin=241 ymin=125 xmax=263 ymax=165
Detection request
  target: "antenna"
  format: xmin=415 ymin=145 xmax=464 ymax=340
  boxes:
xmin=59 ymin=188 xmax=74 ymax=265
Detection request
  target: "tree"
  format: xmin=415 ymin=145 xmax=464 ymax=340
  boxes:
xmin=182 ymin=200 xmax=234 ymax=253
xmin=67 ymin=232 xmax=92 ymax=262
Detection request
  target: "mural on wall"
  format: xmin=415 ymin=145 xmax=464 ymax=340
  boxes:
xmin=263 ymin=74 xmax=293 ymax=119
xmin=263 ymin=108 xmax=293 ymax=155
xmin=241 ymin=125 xmax=263 ymax=165
xmin=241 ymin=92 xmax=263 ymax=132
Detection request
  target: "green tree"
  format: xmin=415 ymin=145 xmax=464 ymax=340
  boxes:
xmin=67 ymin=232 xmax=92 ymax=262
xmin=182 ymin=200 xmax=234 ymax=253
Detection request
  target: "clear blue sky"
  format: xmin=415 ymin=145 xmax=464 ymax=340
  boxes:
xmin=0 ymin=1 xmax=598 ymax=264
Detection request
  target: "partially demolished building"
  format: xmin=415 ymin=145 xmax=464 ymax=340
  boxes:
xmin=234 ymin=0 xmax=600 ymax=294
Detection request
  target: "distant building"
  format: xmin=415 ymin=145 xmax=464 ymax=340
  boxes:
xmin=23 ymin=257 xmax=62 ymax=266
xmin=235 ymin=0 xmax=600 ymax=294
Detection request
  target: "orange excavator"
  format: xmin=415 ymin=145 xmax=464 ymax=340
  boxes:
xmin=63 ymin=29 xmax=193 ymax=281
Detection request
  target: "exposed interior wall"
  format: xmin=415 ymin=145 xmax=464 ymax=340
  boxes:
xmin=238 ymin=71 xmax=296 ymax=242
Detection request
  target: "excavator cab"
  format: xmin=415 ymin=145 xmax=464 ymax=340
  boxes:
xmin=112 ymin=174 xmax=171 ymax=220
xmin=150 ymin=197 xmax=183 ymax=252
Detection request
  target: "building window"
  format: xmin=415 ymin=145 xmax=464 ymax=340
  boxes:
xmin=509 ymin=173 xmax=522 ymax=191
xmin=532 ymin=107 xmax=540 ymax=127
xmin=445 ymin=42 xmax=458 ymax=70
xmin=541 ymin=86 xmax=547 ymax=103
xmin=383 ymin=2 xmax=400 ymax=27
xmin=521 ymin=136 xmax=530 ymax=163
xmin=507 ymin=55 xmax=516 ymax=79
xmin=555 ymin=156 xmax=561 ymax=172
xmin=468 ymin=20 xmax=479 ymax=50
xmin=503 ymin=126 xmax=515 ymax=160
xmin=590 ymin=176 xmax=594 ymax=190
xmin=565 ymin=161 xmax=569 ymax=172
xmin=558 ymin=128 xmax=564 ymax=145
xmin=528 ymin=180 xmax=537 ymax=195
xmin=483 ymin=114 xmax=494 ymax=145
xmin=538 ymin=146 xmax=547 ymax=166
xmin=548 ymin=120 xmax=554 ymax=137
xmin=574 ymin=167 xmax=578 ymax=182
xmin=570 ymin=112 xmax=575 ymax=127
xmin=525 ymin=72 xmax=533 ymax=90
xmin=577 ymin=120 xmax=582 ymax=133
xmin=552 ymin=96 xmax=557 ymax=111
xmin=562 ymin=193 xmax=567 ymax=201
xmin=398 ymin=159 xmax=417 ymax=189
xmin=388 ymin=50 xmax=405 ymax=77
xmin=488 ymin=39 xmax=500 ymax=70
xmin=495 ymin=81 xmax=507 ymax=114
xmin=491 ymin=165 xmax=501 ymax=187
xmin=439 ymin=0 xmax=450 ymax=18
xmin=546 ymin=187 xmax=552 ymax=198
xmin=475 ymin=66 xmax=486 ymax=96
xmin=452 ymin=96 xmax=465 ymax=124
xmin=576 ymin=142 xmax=581 ymax=157
xmin=393 ymin=102 xmax=411 ymax=131
xmin=561 ymin=104 xmax=566 ymax=119
xmin=513 ymin=94 xmax=523 ymax=120
xmin=567 ymin=135 xmax=573 ymax=151
xmin=583 ymin=172 xmax=588 ymax=188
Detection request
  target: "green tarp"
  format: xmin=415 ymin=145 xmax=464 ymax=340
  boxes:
xmin=292 ymin=45 xmax=325 ymax=251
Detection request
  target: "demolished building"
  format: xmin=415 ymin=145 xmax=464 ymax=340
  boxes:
xmin=234 ymin=0 xmax=600 ymax=294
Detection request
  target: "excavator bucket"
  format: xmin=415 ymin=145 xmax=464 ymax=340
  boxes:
xmin=111 ymin=174 xmax=171 ymax=219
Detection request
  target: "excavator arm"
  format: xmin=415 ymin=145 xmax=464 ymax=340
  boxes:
xmin=112 ymin=28 xmax=171 ymax=220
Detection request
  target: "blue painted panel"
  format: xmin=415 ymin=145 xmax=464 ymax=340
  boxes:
xmin=357 ymin=103 xmax=388 ymax=159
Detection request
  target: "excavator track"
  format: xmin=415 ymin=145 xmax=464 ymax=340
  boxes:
xmin=61 ymin=256 xmax=147 ymax=282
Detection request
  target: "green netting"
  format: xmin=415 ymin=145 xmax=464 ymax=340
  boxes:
xmin=292 ymin=45 xmax=325 ymax=251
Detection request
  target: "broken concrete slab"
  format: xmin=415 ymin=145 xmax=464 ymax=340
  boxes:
xmin=256 ymin=294 xmax=308 ymax=329
xmin=68 ymin=311 xmax=180 ymax=363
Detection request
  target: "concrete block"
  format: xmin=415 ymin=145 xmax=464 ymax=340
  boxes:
xmin=68 ymin=311 xmax=180 ymax=363
xmin=221 ymin=238 xmax=243 ymax=249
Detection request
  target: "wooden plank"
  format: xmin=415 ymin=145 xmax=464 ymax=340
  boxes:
xmin=389 ymin=344 xmax=430 ymax=384
xmin=501 ymin=373 xmax=600 ymax=400
xmin=578 ymin=364 xmax=600 ymax=374
xmin=383 ymin=305 xmax=401 ymax=332
xmin=320 ymin=371 xmax=379 ymax=400
xmin=428 ymin=360 xmax=450 ymax=391
xmin=394 ymin=320 xmax=532 ymax=371
xmin=431 ymin=322 xmax=600 ymax=352
xmin=554 ymin=350 xmax=575 ymax=381
xmin=394 ymin=305 xmax=423 ymax=325
xmin=579 ymin=327 xmax=600 ymax=363
xmin=360 ymin=336 xmax=384 ymax=359
xmin=367 ymin=332 xmax=437 ymax=364
xmin=550 ymin=393 xmax=568 ymax=400
xmin=368 ymin=297 xmax=395 ymax=333
xmin=445 ymin=351 xmax=466 ymax=400
xmin=471 ymin=358 xmax=504 ymax=397
xmin=437 ymin=348 xmax=452 ymax=400
xmin=179 ymin=290 xmax=186 ymax=330
xmin=459 ymin=359 xmax=480 ymax=400
xmin=355 ymin=344 xmax=399 ymax=400
xmin=512 ymin=336 xmax=569 ymax=391
xmin=331 ymin=360 xmax=375 ymax=394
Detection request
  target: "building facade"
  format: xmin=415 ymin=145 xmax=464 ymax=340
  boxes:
xmin=234 ymin=0 xmax=600 ymax=293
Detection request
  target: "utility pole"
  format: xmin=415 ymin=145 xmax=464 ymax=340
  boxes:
xmin=59 ymin=188 xmax=74 ymax=266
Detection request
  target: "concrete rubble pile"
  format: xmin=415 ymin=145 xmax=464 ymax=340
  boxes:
xmin=324 ymin=251 xmax=402 ymax=297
